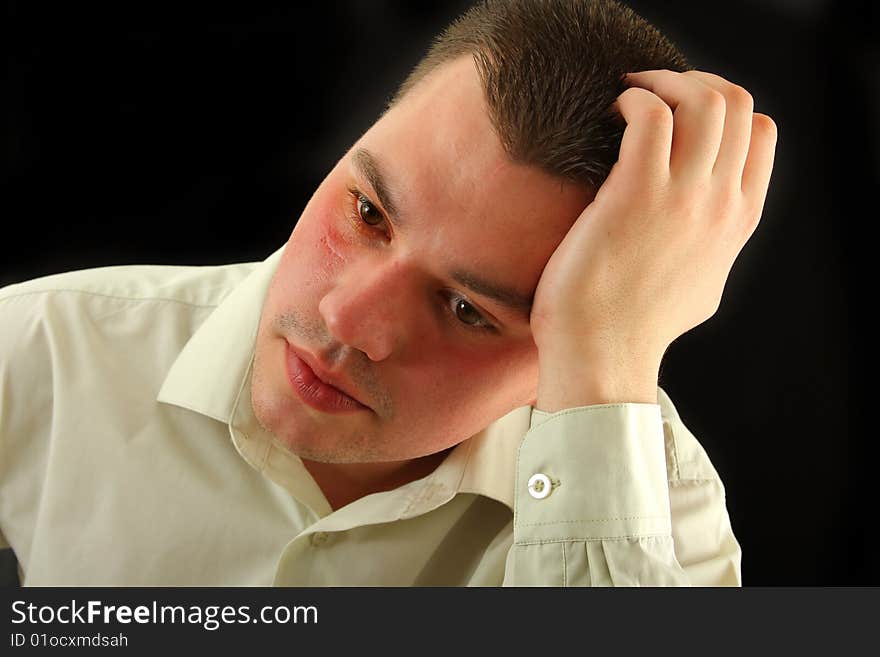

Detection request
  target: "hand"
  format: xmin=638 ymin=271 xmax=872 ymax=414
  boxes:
xmin=531 ymin=69 xmax=778 ymax=411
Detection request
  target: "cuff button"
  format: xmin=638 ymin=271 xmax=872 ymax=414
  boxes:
xmin=527 ymin=473 xmax=553 ymax=500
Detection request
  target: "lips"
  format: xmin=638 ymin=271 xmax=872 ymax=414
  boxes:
xmin=284 ymin=342 xmax=368 ymax=414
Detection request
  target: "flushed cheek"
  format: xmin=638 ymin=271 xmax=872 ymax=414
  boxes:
xmin=418 ymin=345 xmax=536 ymax=408
xmin=312 ymin=191 xmax=347 ymax=253
xmin=290 ymin=209 xmax=349 ymax=289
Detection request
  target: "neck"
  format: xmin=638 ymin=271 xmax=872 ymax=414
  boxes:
xmin=301 ymin=449 xmax=452 ymax=512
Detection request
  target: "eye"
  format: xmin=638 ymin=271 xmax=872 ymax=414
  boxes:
xmin=443 ymin=292 xmax=496 ymax=332
xmin=454 ymin=298 xmax=484 ymax=326
xmin=356 ymin=194 xmax=384 ymax=226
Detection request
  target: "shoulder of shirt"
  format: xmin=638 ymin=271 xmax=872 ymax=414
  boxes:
xmin=0 ymin=259 xmax=262 ymax=310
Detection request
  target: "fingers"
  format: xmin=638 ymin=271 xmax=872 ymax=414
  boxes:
xmin=619 ymin=69 xmax=778 ymax=220
xmin=624 ymin=69 xmax=725 ymax=182
xmin=741 ymin=113 xmax=778 ymax=218
xmin=682 ymin=70 xmax=754 ymax=182
xmin=681 ymin=70 xmax=778 ymax=218
xmin=611 ymin=86 xmax=674 ymax=184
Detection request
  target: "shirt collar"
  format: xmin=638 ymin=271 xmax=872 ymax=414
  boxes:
xmin=157 ymin=246 xmax=285 ymax=422
xmin=434 ymin=405 xmax=531 ymax=512
xmin=157 ymin=243 xmax=524 ymax=513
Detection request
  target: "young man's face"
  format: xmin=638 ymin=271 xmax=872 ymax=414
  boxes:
xmin=252 ymin=56 xmax=592 ymax=464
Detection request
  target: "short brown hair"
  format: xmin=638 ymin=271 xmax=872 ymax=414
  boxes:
xmin=388 ymin=0 xmax=691 ymax=191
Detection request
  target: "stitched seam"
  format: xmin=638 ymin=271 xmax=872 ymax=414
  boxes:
xmin=515 ymin=533 xmax=670 ymax=545
xmin=401 ymin=466 xmax=435 ymax=516
xmin=516 ymin=515 xmax=667 ymax=528
xmin=668 ymin=477 xmax=720 ymax=486
xmin=401 ymin=445 xmax=462 ymax=517
xmin=0 ymin=288 xmax=220 ymax=309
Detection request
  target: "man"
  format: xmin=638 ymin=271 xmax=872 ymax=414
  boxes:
xmin=0 ymin=0 xmax=775 ymax=585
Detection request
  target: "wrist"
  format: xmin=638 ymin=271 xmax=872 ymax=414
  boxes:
xmin=534 ymin=340 xmax=662 ymax=412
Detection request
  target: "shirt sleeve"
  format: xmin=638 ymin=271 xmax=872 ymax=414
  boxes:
xmin=502 ymin=389 xmax=741 ymax=586
xmin=0 ymin=290 xmax=55 ymax=580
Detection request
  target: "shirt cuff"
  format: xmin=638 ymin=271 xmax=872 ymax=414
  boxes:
xmin=514 ymin=403 xmax=671 ymax=543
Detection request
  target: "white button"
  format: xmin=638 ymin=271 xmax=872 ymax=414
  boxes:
xmin=310 ymin=532 xmax=330 ymax=546
xmin=528 ymin=473 xmax=552 ymax=500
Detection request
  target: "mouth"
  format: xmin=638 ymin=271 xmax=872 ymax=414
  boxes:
xmin=284 ymin=341 xmax=370 ymax=414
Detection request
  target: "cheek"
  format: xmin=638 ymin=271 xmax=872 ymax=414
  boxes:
xmin=412 ymin=340 xmax=538 ymax=407
xmin=480 ymin=343 xmax=539 ymax=401
xmin=316 ymin=193 xmax=350 ymax=264
xmin=284 ymin=190 xmax=351 ymax=289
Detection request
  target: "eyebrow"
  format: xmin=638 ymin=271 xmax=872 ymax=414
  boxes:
xmin=352 ymin=147 xmax=533 ymax=323
xmin=352 ymin=147 xmax=402 ymax=225
xmin=451 ymin=270 xmax=533 ymax=322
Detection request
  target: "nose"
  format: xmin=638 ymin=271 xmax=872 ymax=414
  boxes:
xmin=318 ymin=255 xmax=415 ymax=362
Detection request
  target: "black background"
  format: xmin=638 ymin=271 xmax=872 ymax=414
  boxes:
xmin=4 ymin=0 xmax=877 ymax=585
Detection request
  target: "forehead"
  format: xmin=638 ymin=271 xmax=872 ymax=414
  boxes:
xmin=352 ymin=57 xmax=591 ymax=298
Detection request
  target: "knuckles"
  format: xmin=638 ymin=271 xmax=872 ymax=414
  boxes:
xmin=619 ymin=86 xmax=674 ymax=125
xmin=725 ymin=84 xmax=755 ymax=115
xmin=643 ymin=103 xmax=674 ymax=129
xmin=701 ymin=87 xmax=727 ymax=115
